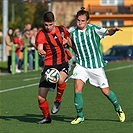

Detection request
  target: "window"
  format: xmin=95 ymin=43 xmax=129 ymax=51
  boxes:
xmin=110 ymin=0 xmax=115 ymax=4
xmin=101 ymin=19 xmax=124 ymax=27
xmin=127 ymin=49 xmax=132 ymax=57
xmin=101 ymin=0 xmax=123 ymax=5
xmin=118 ymin=20 xmax=124 ymax=26
xmin=110 ymin=20 xmax=115 ymax=26
xmin=118 ymin=0 xmax=124 ymax=5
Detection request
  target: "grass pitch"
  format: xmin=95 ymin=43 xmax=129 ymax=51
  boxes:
xmin=0 ymin=61 xmax=133 ymax=133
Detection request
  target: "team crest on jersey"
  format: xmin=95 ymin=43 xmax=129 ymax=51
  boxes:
xmin=54 ymin=36 xmax=57 ymax=39
xmin=73 ymin=72 xmax=78 ymax=76
xmin=85 ymin=31 xmax=89 ymax=36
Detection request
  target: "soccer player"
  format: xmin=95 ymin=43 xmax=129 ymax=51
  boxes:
xmin=68 ymin=7 xmax=125 ymax=124
xmin=35 ymin=11 xmax=71 ymax=124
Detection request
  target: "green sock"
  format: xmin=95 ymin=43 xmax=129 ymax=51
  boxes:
xmin=107 ymin=91 xmax=120 ymax=111
xmin=74 ymin=92 xmax=83 ymax=118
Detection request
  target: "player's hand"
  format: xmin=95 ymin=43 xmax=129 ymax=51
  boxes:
xmin=38 ymin=49 xmax=46 ymax=56
xmin=63 ymin=38 xmax=68 ymax=45
xmin=113 ymin=27 xmax=122 ymax=31
xmin=107 ymin=27 xmax=123 ymax=36
xmin=38 ymin=44 xmax=46 ymax=56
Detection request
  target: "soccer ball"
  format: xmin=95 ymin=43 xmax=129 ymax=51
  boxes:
xmin=45 ymin=68 xmax=60 ymax=83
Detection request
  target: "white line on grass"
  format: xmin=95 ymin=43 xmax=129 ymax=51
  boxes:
xmin=23 ymin=77 xmax=40 ymax=81
xmin=105 ymin=64 xmax=133 ymax=72
xmin=0 ymin=83 xmax=38 ymax=93
xmin=0 ymin=64 xmax=132 ymax=93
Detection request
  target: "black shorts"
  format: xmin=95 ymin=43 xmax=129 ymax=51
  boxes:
xmin=39 ymin=62 xmax=70 ymax=89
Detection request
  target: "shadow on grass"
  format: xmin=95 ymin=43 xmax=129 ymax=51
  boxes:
xmin=0 ymin=114 xmax=126 ymax=123
xmin=0 ymin=114 xmax=41 ymax=123
xmin=0 ymin=67 xmax=8 ymax=72
xmin=0 ymin=114 xmax=73 ymax=123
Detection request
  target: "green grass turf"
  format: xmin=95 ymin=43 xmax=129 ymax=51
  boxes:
xmin=0 ymin=61 xmax=133 ymax=133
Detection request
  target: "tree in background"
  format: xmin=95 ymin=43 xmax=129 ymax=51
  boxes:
xmin=33 ymin=3 xmax=48 ymax=28
xmin=0 ymin=0 xmax=47 ymax=31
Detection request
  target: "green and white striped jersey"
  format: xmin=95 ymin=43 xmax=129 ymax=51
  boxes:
xmin=70 ymin=24 xmax=107 ymax=68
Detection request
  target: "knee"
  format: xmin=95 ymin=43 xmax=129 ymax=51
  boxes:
xmin=58 ymin=80 xmax=64 ymax=85
xmin=74 ymin=87 xmax=82 ymax=93
xmin=58 ymin=71 xmax=68 ymax=84
xmin=58 ymin=78 xmax=65 ymax=84
xmin=38 ymin=95 xmax=46 ymax=103
xmin=101 ymin=87 xmax=110 ymax=96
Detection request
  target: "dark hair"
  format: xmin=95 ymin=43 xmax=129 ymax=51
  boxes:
xmin=76 ymin=7 xmax=90 ymax=20
xmin=7 ymin=28 xmax=14 ymax=42
xmin=7 ymin=27 xmax=13 ymax=34
xmin=43 ymin=11 xmax=55 ymax=22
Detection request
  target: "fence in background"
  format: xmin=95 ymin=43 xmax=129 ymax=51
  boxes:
xmin=11 ymin=44 xmax=39 ymax=74
xmin=0 ymin=45 xmax=2 ymax=61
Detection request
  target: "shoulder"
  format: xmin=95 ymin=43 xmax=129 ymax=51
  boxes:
xmin=35 ymin=29 xmax=47 ymax=44
xmin=37 ymin=29 xmax=44 ymax=34
xmin=88 ymin=24 xmax=102 ymax=29
xmin=69 ymin=26 xmax=77 ymax=34
xmin=14 ymin=37 xmax=20 ymax=44
xmin=36 ymin=29 xmax=45 ymax=38
xmin=14 ymin=37 xmax=17 ymax=41
xmin=58 ymin=25 xmax=65 ymax=29
xmin=57 ymin=25 xmax=68 ymax=32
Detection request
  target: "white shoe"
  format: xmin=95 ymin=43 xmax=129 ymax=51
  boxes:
xmin=51 ymin=100 xmax=61 ymax=114
xmin=16 ymin=69 xmax=21 ymax=73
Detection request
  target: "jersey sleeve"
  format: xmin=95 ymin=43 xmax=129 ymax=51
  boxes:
xmin=35 ymin=30 xmax=46 ymax=48
xmin=93 ymin=24 xmax=107 ymax=39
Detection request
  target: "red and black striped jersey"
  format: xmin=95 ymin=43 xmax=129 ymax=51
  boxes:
xmin=35 ymin=26 xmax=71 ymax=66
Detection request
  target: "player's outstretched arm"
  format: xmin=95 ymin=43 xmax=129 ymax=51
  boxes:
xmin=106 ymin=27 xmax=122 ymax=36
xmin=38 ymin=44 xmax=46 ymax=56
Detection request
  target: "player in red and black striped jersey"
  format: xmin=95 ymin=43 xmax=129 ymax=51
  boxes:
xmin=35 ymin=11 xmax=72 ymax=124
xmin=36 ymin=26 xmax=70 ymax=66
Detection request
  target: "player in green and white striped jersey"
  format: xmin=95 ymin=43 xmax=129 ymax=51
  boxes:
xmin=68 ymin=7 xmax=125 ymax=124
xmin=70 ymin=23 xmax=107 ymax=69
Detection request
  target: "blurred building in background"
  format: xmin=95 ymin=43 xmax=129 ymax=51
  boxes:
xmin=84 ymin=0 xmax=133 ymax=27
xmin=52 ymin=0 xmax=83 ymax=27
xmin=52 ymin=0 xmax=133 ymax=27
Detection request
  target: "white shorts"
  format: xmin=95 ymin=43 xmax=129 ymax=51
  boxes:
xmin=70 ymin=63 xmax=109 ymax=88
